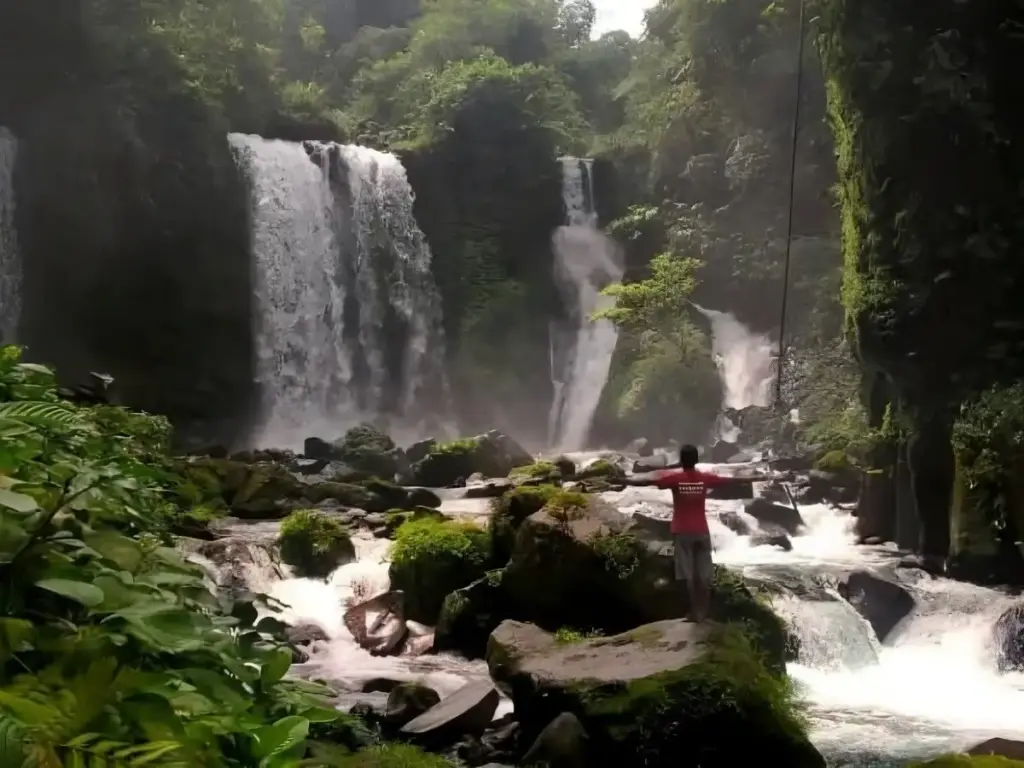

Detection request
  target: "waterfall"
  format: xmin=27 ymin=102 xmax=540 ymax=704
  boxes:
xmin=548 ymin=157 xmax=623 ymax=452
xmin=0 ymin=127 xmax=19 ymax=344
xmin=692 ymin=303 xmax=774 ymax=409
xmin=229 ymin=134 xmax=447 ymax=449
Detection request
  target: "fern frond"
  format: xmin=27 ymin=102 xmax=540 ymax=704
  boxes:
xmin=0 ymin=402 xmax=80 ymax=429
xmin=59 ymin=734 xmax=187 ymax=767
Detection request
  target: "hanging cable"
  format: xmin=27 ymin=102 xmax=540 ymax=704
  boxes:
xmin=774 ymin=0 xmax=807 ymax=409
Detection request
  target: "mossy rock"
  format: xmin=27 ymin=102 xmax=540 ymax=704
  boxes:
xmin=383 ymin=507 xmax=445 ymax=536
xmin=337 ymin=743 xmax=456 ymax=767
xmin=508 ymin=461 xmax=561 ymax=481
xmin=410 ymin=431 xmax=533 ymax=487
xmin=388 ymin=518 xmax=492 ymax=623
xmin=814 ymin=450 xmax=854 ymax=472
xmin=575 ymin=459 xmax=625 ymax=481
xmin=181 ymin=458 xmax=306 ymax=519
xmin=487 ymin=484 xmax=561 ymax=565
xmin=501 ymin=495 xmax=787 ymax=667
xmin=278 ymin=509 xmax=356 ymax=578
xmin=486 ymin=619 xmax=821 ymax=767
xmin=434 ymin=569 xmax=511 ymax=659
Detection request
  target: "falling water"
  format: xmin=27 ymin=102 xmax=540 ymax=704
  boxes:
xmin=0 ymin=128 xmax=19 ymax=343
xmin=548 ymin=157 xmax=623 ymax=452
xmin=692 ymin=303 xmax=774 ymax=408
xmin=229 ymin=135 xmax=447 ymax=449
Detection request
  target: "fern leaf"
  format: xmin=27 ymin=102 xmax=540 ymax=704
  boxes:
xmin=0 ymin=402 xmax=80 ymax=429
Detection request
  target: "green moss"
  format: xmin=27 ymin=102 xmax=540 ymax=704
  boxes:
xmin=435 ymin=568 xmax=511 ymax=659
xmin=555 ymin=626 xmax=603 ymax=645
xmin=508 ymin=460 xmax=559 ymax=479
xmin=588 ymin=531 xmax=645 ymax=580
xmin=488 ymin=484 xmax=561 ymax=565
xmin=339 ymin=743 xmax=457 ymax=767
xmin=278 ymin=509 xmax=355 ymax=578
xmin=573 ymin=624 xmax=815 ymax=765
xmin=409 ymin=438 xmax=481 ymax=487
xmin=814 ymin=449 xmax=852 ymax=472
xmin=333 ymin=424 xmax=399 ymax=478
xmin=389 ymin=518 xmax=492 ymax=623
xmin=576 ymin=459 xmax=625 ymax=481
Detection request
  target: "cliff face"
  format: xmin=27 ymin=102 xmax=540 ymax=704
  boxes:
xmin=0 ymin=1 xmax=258 ymax=445
xmin=820 ymin=0 xmax=1024 ymax=569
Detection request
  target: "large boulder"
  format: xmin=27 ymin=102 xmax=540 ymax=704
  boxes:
xmin=486 ymin=620 xmax=823 ymax=767
xmin=993 ymin=603 xmax=1024 ymax=672
xmin=180 ymin=457 xmax=305 ymax=519
xmin=303 ymin=424 xmax=406 ymax=480
xmin=409 ymin=431 xmax=533 ymax=487
xmin=838 ymin=569 xmax=916 ymax=643
xmin=744 ymin=498 xmax=806 ymax=536
xmin=500 ymin=493 xmax=788 ymax=665
xmin=435 ymin=570 xmax=513 ymax=659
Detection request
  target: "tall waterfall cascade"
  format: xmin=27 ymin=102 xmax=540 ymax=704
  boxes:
xmin=229 ymin=134 xmax=448 ymax=450
xmin=0 ymin=127 xmax=20 ymax=344
xmin=692 ymin=303 xmax=774 ymax=410
xmin=547 ymin=157 xmax=624 ymax=452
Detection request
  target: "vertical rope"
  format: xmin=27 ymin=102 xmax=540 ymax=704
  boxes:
xmin=774 ymin=0 xmax=807 ymax=409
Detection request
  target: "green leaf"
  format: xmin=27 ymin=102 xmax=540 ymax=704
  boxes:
xmin=0 ymin=489 xmax=39 ymax=513
xmin=260 ymin=649 xmax=292 ymax=686
xmin=0 ymin=518 xmax=31 ymax=563
xmin=0 ymin=714 xmax=27 ymax=768
xmin=252 ymin=716 xmax=309 ymax=761
xmin=0 ymin=619 xmax=34 ymax=662
xmin=35 ymin=578 xmax=105 ymax=607
xmin=85 ymin=530 xmax=144 ymax=572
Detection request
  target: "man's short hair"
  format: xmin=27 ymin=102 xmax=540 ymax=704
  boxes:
xmin=679 ymin=444 xmax=699 ymax=469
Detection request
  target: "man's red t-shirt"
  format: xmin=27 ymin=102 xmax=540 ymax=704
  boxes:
xmin=654 ymin=469 xmax=729 ymax=535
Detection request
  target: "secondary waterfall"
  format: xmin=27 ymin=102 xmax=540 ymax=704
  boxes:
xmin=548 ymin=157 xmax=623 ymax=452
xmin=0 ymin=127 xmax=19 ymax=343
xmin=693 ymin=303 xmax=774 ymax=409
xmin=229 ymin=134 xmax=447 ymax=449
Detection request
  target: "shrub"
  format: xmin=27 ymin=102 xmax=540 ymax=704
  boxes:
xmin=389 ymin=518 xmax=491 ymax=622
xmin=279 ymin=509 xmax=356 ymax=578
xmin=0 ymin=346 xmax=355 ymax=765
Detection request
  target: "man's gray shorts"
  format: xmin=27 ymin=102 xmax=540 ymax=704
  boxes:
xmin=673 ymin=533 xmax=713 ymax=584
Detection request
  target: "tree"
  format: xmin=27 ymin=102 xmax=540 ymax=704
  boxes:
xmin=556 ymin=0 xmax=596 ymax=47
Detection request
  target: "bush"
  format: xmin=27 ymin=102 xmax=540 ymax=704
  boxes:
xmin=0 ymin=346 xmax=355 ymax=764
xmin=279 ymin=509 xmax=356 ymax=578
xmin=389 ymin=518 xmax=491 ymax=623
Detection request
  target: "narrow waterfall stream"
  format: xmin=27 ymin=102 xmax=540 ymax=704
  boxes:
xmin=229 ymin=134 xmax=448 ymax=449
xmin=0 ymin=127 xmax=20 ymax=343
xmin=548 ymin=157 xmax=623 ymax=452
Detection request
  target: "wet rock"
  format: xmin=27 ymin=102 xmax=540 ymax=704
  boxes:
xmin=967 ymin=737 xmax=1024 ymax=759
xmin=629 ymin=511 xmax=670 ymax=542
xmin=343 ymin=590 xmax=409 ymax=655
xmin=993 ymin=603 xmax=1024 ymax=672
xmin=501 ymin=495 xmax=787 ymax=660
xmin=758 ymin=481 xmax=795 ymax=505
xmin=303 ymin=437 xmax=335 ymax=461
xmin=406 ymin=438 xmax=438 ymax=465
xmin=706 ymin=480 xmax=756 ymax=500
xmin=285 ymin=622 xmax=329 ymax=662
xmin=718 ymin=510 xmax=752 ymax=535
xmin=838 ymin=569 xmax=916 ymax=643
xmin=400 ymin=679 xmax=500 ymax=744
xmin=195 ymin=536 xmax=283 ymax=597
xmin=436 ymin=570 xmax=512 ymax=659
xmin=750 ymin=528 xmax=793 ymax=551
xmin=463 ymin=480 xmax=514 ymax=499
xmin=385 ymin=682 xmax=442 ymax=728
xmin=708 ymin=439 xmax=738 ymax=463
xmin=522 ymin=712 xmax=590 ymax=768
xmin=633 ymin=454 xmax=671 ymax=472
xmin=743 ymin=497 xmax=805 ymax=535
xmin=625 ymin=438 xmax=654 ymax=457
xmin=294 ymin=457 xmax=330 ymax=475
xmin=409 ymin=430 xmax=534 ymax=487
xmin=362 ymin=678 xmax=403 ymax=693
xmin=553 ymin=456 xmax=577 ymax=477
xmin=576 ymin=459 xmax=626 ymax=481
xmin=486 ymin=620 xmax=824 ymax=767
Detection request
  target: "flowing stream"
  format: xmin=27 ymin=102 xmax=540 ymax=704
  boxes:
xmin=0 ymin=126 xmax=19 ymax=343
xmin=229 ymin=134 xmax=448 ymax=450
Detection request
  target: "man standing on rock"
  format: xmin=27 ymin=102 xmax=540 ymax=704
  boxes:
xmin=620 ymin=444 xmax=768 ymax=623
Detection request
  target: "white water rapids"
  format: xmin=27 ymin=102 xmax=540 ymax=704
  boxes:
xmin=195 ymin=457 xmax=1024 ymax=764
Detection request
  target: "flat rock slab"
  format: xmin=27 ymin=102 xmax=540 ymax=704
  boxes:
xmin=400 ymin=678 xmax=500 ymax=736
xmin=491 ymin=619 xmax=711 ymax=686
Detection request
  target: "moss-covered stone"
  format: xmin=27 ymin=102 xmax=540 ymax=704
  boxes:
xmin=328 ymin=424 xmax=405 ymax=479
xmin=278 ymin=509 xmax=355 ymax=578
xmin=383 ymin=507 xmax=445 ymax=537
xmin=388 ymin=518 xmax=492 ymax=623
xmin=500 ymin=494 xmax=787 ymax=666
xmin=338 ymin=743 xmax=456 ymax=767
xmin=409 ymin=431 xmax=533 ymax=486
xmin=575 ymin=459 xmax=625 ymax=481
xmin=508 ymin=460 xmax=561 ymax=480
xmin=486 ymin=619 xmax=820 ymax=767
xmin=487 ymin=484 xmax=561 ymax=565
xmin=181 ymin=457 xmax=305 ymax=519
xmin=434 ymin=569 xmax=510 ymax=659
